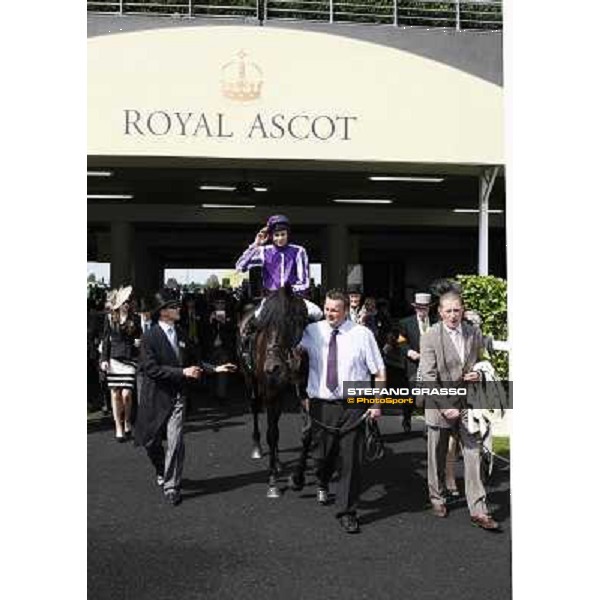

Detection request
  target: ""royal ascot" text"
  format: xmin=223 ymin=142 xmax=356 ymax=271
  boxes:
xmin=124 ymin=110 xmax=358 ymax=141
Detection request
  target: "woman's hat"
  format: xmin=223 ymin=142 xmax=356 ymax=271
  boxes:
xmin=113 ymin=285 xmax=133 ymax=310
xmin=105 ymin=289 xmax=118 ymax=310
xmin=347 ymin=284 xmax=363 ymax=295
xmin=412 ymin=292 xmax=432 ymax=308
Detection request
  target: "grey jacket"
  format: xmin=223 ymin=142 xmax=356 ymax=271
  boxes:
xmin=419 ymin=321 xmax=484 ymax=429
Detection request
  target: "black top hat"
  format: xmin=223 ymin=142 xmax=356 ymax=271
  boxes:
xmin=138 ymin=294 xmax=155 ymax=313
xmin=151 ymin=288 xmax=181 ymax=314
xmin=211 ymin=288 xmax=229 ymax=302
xmin=181 ymin=293 xmax=198 ymax=304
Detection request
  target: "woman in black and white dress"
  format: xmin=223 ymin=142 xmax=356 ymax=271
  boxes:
xmin=100 ymin=286 xmax=141 ymax=442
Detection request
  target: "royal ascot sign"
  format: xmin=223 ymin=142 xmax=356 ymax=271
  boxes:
xmin=88 ymin=27 xmax=503 ymax=164
xmin=123 ymin=51 xmax=358 ymax=142
xmin=124 ymin=110 xmax=357 ymax=141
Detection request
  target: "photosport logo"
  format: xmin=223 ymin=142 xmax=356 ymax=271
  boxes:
xmin=342 ymin=382 xmax=513 ymax=412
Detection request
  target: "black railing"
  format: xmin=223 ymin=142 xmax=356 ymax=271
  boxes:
xmin=87 ymin=0 xmax=503 ymax=30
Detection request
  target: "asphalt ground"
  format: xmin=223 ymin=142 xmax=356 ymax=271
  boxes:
xmin=88 ymin=395 xmax=511 ymax=600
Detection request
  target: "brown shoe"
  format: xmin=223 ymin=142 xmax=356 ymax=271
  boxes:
xmin=431 ymin=503 xmax=448 ymax=518
xmin=471 ymin=514 xmax=500 ymax=531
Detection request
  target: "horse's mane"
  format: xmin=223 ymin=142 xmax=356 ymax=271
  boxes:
xmin=257 ymin=286 xmax=307 ymax=346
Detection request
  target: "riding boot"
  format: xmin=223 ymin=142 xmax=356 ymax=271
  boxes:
xmin=242 ymin=317 xmax=257 ymax=372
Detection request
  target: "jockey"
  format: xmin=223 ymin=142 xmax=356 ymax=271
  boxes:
xmin=235 ymin=215 xmax=323 ymax=321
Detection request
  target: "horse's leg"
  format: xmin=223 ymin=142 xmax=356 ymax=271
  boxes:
xmin=266 ymin=403 xmax=282 ymax=498
xmin=250 ymin=380 xmax=262 ymax=459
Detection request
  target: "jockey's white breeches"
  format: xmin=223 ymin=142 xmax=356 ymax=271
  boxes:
xmin=254 ymin=298 xmax=323 ymax=321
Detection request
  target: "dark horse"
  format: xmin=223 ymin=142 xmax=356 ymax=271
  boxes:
xmin=238 ymin=286 xmax=307 ymax=498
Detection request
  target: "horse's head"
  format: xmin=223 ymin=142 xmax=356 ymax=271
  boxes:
xmin=261 ymin=326 xmax=290 ymax=392
xmin=257 ymin=287 xmax=308 ymax=394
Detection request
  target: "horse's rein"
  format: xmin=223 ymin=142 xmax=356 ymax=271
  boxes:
xmin=306 ymin=409 xmax=369 ymax=435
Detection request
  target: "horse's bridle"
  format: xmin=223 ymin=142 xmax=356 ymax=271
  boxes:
xmin=265 ymin=343 xmax=287 ymax=363
xmin=265 ymin=343 xmax=301 ymax=376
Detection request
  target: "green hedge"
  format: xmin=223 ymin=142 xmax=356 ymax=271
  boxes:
xmin=455 ymin=274 xmax=508 ymax=379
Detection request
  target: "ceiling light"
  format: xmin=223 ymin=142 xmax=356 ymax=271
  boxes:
xmin=369 ymin=176 xmax=444 ymax=183
xmin=199 ymin=184 xmax=268 ymax=193
xmin=453 ymin=209 xmax=504 ymax=214
xmin=201 ymin=204 xmax=256 ymax=209
xmin=333 ymin=199 xmax=393 ymax=205
xmin=199 ymin=185 xmax=237 ymax=192
xmin=87 ymin=170 xmax=113 ymax=177
xmin=87 ymin=194 xmax=133 ymax=200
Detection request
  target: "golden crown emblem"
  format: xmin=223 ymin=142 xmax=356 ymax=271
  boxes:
xmin=220 ymin=50 xmax=263 ymax=102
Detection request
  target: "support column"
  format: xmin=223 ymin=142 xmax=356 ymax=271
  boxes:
xmin=133 ymin=243 xmax=162 ymax=298
xmin=323 ymin=224 xmax=349 ymax=291
xmin=110 ymin=221 xmax=134 ymax=288
xmin=478 ymin=167 xmax=499 ymax=276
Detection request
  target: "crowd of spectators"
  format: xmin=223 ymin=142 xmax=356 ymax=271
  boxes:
xmin=88 ymin=276 xmax=493 ymax=427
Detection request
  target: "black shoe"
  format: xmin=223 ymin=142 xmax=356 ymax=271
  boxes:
xmin=288 ymin=472 xmax=305 ymax=491
xmin=164 ymin=490 xmax=181 ymax=506
xmin=443 ymin=487 xmax=460 ymax=499
xmin=338 ymin=514 xmax=360 ymax=534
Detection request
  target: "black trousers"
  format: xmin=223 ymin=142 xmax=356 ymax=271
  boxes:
xmin=310 ymin=400 xmax=365 ymax=517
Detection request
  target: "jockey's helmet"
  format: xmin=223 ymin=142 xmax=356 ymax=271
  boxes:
xmin=266 ymin=214 xmax=290 ymax=233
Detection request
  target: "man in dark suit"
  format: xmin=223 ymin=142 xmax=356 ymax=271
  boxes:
xmin=203 ymin=291 xmax=237 ymax=401
xmin=135 ymin=289 xmax=235 ymax=506
xmin=419 ymin=290 xmax=499 ymax=531
xmin=396 ymin=292 xmax=435 ymax=432
xmin=179 ymin=294 xmax=204 ymax=363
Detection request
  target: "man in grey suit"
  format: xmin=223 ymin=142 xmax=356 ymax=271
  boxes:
xmin=135 ymin=289 xmax=236 ymax=506
xmin=419 ymin=291 xmax=499 ymax=531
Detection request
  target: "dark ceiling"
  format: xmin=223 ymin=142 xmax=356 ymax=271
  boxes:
xmin=87 ymin=164 xmax=505 ymax=210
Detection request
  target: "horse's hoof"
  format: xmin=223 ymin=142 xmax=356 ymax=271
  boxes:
xmin=251 ymin=446 xmax=262 ymax=459
xmin=267 ymin=486 xmax=281 ymax=499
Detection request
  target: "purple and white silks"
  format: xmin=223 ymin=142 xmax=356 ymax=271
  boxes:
xmin=235 ymin=243 xmax=310 ymax=294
